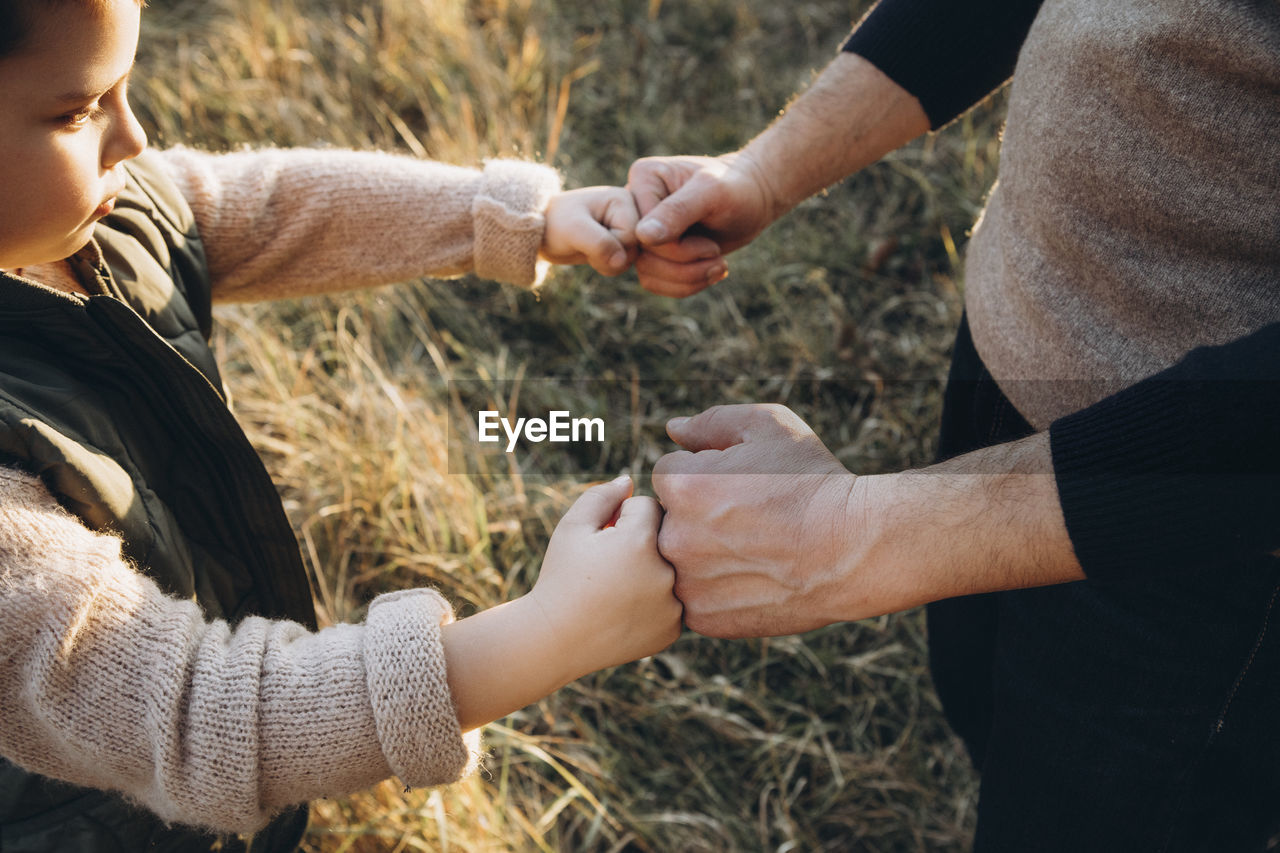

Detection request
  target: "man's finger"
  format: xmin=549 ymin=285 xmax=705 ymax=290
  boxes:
xmin=651 ymin=448 xmax=697 ymax=484
xmin=640 ymin=234 xmax=722 ymax=263
xmin=673 ymin=403 xmax=812 ymax=450
xmin=665 ymin=404 xmax=765 ymax=451
xmin=635 ymin=275 xmax=716 ymax=300
xmin=627 ymin=158 xmax=688 ymax=218
xmin=634 ymin=251 xmax=727 ymax=298
xmin=559 ymin=475 xmax=633 ymax=530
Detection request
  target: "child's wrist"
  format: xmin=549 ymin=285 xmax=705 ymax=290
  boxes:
xmin=512 ymin=590 xmax=591 ymax=687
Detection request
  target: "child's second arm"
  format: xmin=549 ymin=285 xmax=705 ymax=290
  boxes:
xmin=0 ymin=468 xmax=678 ymax=834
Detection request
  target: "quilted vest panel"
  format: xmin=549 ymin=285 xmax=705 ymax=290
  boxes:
xmin=0 ymin=152 xmax=315 ymax=851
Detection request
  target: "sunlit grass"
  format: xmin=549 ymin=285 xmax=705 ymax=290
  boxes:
xmin=138 ymin=0 xmax=1006 ymax=848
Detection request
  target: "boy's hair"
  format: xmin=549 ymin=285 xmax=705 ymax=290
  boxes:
xmin=0 ymin=0 xmax=144 ymax=59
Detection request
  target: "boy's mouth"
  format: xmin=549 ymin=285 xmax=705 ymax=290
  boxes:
xmin=91 ymin=180 xmax=126 ymax=221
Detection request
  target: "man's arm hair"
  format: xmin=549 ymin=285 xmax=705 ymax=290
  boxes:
xmin=737 ymin=52 xmax=930 ymax=224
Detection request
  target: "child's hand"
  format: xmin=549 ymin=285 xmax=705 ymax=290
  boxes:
xmin=529 ymin=475 xmax=683 ymax=679
xmin=540 ymin=186 xmax=641 ymax=276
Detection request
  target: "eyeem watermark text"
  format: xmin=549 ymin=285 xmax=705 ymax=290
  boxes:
xmin=477 ymin=410 xmax=605 ymax=452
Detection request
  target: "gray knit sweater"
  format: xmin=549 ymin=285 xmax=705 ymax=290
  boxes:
xmin=847 ymin=0 xmax=1280 ymax=428
xmin=965 ymin=0 xmax=1280 ymax=428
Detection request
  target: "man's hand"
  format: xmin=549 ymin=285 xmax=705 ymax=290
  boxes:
xmin=651 ymin=404 xmax=860 ymax=637
xmin=652 ymin=405 xmax=1087 ymax=641
xmin=626 ymin=152 xmax=778 ymax=298
xmin=626 ymin=52 xmax=931 ymax=298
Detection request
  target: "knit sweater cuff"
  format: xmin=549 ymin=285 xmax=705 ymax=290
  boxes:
xmin=364 ymin=589 xmax=479 ymax=788
xmin=1049 ymin=339 xmax=1280 ymax=580
xmin=473 ymin=160 xmax=561 ymax=291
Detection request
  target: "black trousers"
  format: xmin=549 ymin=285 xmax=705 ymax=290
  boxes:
xmin=927 ymin=318 xmax=1280 ymax=853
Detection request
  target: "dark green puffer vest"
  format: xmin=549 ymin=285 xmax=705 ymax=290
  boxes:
xmin=0 ymin=152 xmax=317 ymax=851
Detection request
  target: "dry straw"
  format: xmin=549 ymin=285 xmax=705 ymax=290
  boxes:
xmin=136 ymin=0 xmax=1004 ymax=848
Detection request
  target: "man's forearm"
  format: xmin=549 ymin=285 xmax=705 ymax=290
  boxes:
xmin=837 ymin=432 xmax=1084 ymax=620
xmin=738 ymin=51 xmax=930 ymax=222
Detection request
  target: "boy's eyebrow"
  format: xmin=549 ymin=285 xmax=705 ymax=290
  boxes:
xmin=52 ymin=66 xmax=134 ymax=104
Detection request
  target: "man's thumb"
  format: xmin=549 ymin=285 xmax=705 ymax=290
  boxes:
xmin=636 ymin=183 xmax=717 ymax=247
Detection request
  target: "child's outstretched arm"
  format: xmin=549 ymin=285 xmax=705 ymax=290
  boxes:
xmin=442 ymin=474 xmax=681 ymax=730
xmin=153 ymin=148 xmax=637 ymax=303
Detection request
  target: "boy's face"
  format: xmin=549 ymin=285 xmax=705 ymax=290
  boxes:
xmin=0 ymin=0 xmax=147 ymax=271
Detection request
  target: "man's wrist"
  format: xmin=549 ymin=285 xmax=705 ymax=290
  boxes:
xmin=728 ymin=147 xmax=792 ymax=227
xmin=828 ymin=434 xmax=1085 ymax=621
xmin=823 ymin=472 xmax=935 ymax=620
xmin=897 ymin=433 xmax=1085 ymax=599
xmin=735 ymin=52 xmax=929 ymax=223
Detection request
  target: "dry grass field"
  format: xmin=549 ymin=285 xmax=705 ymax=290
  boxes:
xmin=133 ymin=0 xmax=1009 ymax=849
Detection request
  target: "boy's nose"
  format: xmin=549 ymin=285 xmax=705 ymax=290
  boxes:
xmin=103 ymin=100 xmax=148 ymax=169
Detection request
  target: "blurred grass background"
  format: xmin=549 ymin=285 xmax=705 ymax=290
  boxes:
xmin=134 ymin=0 xmax=1007 ymax=849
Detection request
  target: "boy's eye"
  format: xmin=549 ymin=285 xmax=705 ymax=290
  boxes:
xmin=58 ymin=104 xmax=103 ymax=128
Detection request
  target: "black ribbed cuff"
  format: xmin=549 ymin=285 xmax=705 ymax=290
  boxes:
xmin=840 ymin=0 xmax=1044 ymax=128
xmin=1050 ymin=371 xmax=1280 ymax=580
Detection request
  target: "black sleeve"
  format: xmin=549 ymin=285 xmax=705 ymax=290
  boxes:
xmin=1049 ymin=323 xmax=1280 ymax=580
xmin=841 ymin=0 xmax=1046 ymax=128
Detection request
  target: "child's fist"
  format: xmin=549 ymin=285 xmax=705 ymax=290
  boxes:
xmin=530 ymin=475 xmax=683 ymax=677
xmin=540 ymin=186 xmax=640 ymax=275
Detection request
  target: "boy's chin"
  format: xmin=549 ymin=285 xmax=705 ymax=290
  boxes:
xmin=2 ymin=250 xmax=82 ymax=274
xmin=44 ymin=231 xmax=97 ymax=266
xmin=2 ymin=225 xmax=98 ymax=272
xmin=65 ymin=228 xmax=97 ymax=258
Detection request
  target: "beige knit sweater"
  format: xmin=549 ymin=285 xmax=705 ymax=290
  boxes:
xmin=964 ymin=0 xmax=1280 ymax=428
xmin=0 ymin=148 xmax=561 ymax=833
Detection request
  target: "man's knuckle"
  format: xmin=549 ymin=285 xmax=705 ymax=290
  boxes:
xmin=628 ymin=157 xmax=656 ymax=178
xmin=701 ymin=403 xmax=727 ymax=424
xmin=653 ymin=455 xmax=694 ymax=490
xmin=671 ymin=573 xmax=694 ymax=604
xmin=657 ymin=523 xmax=690 ymax=561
